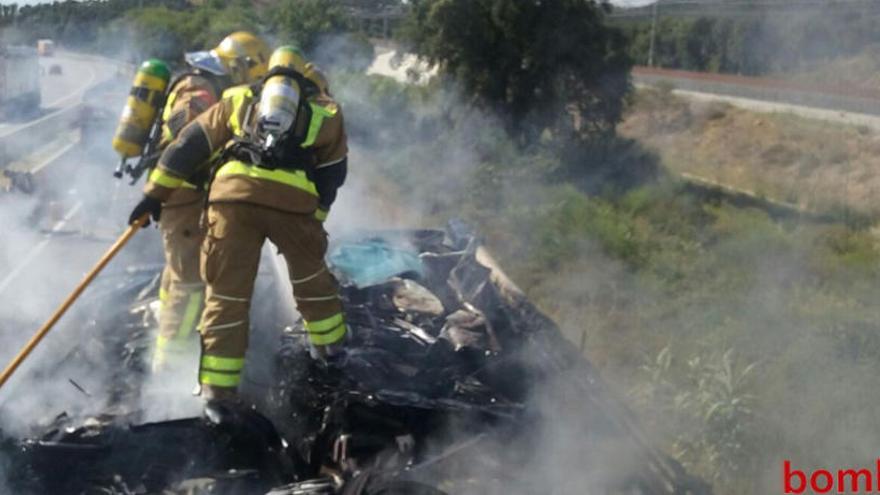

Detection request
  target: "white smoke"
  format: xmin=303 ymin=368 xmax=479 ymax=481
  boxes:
xmin=0 ymin=52 xmax=156 ymax=436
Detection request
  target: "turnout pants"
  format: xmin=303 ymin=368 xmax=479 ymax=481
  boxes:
xmin=154 ymin=200 xmax=206 ymax=371
xmin=198 ymin=202 xmax=345 ymax=397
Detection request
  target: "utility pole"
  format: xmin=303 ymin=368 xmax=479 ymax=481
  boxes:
xmin=648 ymin=0 xmax=659 ymax=67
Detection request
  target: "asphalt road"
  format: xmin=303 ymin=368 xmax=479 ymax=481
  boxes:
xmin=0 ymin=51 xmax=117 ymax=137
xmin=0 ymin=50 xmax=158 ymax=388
xmin=632 ymin=67 xmax=880 ymax=130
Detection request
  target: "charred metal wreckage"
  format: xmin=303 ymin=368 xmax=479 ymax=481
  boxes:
xmin=0 ymin=222 xmax=711 ymax=495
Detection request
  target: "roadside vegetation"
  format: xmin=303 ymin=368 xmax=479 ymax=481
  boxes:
xmin=617 ymin=8 xmax=880 ymax=88
xmin=0 ymin=0 xmax=368 ymax=64
xmin=341 ymin=72 xmax=880 ymax=495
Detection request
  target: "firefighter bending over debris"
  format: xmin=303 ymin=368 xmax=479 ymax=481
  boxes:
xmin=128 ymin=46 xmax=349 ymax=400
xmin=148 ymin=32 xmax=271 ymax=372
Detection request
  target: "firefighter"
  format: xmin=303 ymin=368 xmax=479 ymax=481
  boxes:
xmin=149 ymin=31 xmax=271 ymax=372
xmin=128 ymin=46 xmax=349 ymax=400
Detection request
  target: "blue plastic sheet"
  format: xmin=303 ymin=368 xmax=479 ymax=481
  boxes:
xmin=329 ymin=239 xmax=424 ymax=288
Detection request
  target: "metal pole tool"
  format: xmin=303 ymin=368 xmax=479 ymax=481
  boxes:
xmin=0 ymin=214 xmax=148 ymax=389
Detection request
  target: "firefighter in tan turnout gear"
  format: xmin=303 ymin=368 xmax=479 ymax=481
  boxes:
xmin=128 ymin=46 xmax=349 ymax=400
xmin=149 ymin=32 xmax=272 ymax=372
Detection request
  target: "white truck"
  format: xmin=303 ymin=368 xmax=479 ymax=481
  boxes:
xmin=0 ymin=44 xmax=41 ymax=117
xmin=37 ymin=39 xmax=54 ymax=57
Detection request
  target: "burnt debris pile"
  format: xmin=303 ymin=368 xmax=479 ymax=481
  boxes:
xmin=0 ymin=223 xmax=711 ymax=495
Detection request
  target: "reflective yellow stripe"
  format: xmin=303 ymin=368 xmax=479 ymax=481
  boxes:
xmin=161 ymin=88 xmax=178 ymax=142
xmin=302 ymin=102 xmax=337 ymax=148
xmin=201 ymin=355 xmax=245 ymax=371
xmin=315 ymin=207 xmax=328 ymax=222
xmin=304 ymin=313 xmax=344 ymax=333
xmin=216 ymin=161 xmax=318 ymax=196
xmin=199 ymin=371 xmax=240 ymax=387
xmin=309 ymin=323 xmax=347 ymax=346
xmin=178 ymin=291 xmax=203 ymax=340
xmin=181 ymin=181 xmax=198 ymax=189
xmin=223 ymin=86 xmax=253 ymax=137
xmin=159 ymin=287 xmax=169 ymax=302
xmin=149 ymin=167 xmax=183 ymax=188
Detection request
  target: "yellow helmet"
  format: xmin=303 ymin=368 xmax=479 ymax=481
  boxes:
xmin=213 ymin=31 xmax=271 ymax=84
xmin=268 ymin=46 xmax=330 ymax=94
xmin=268 ymin=45 xmax=309 ymax=74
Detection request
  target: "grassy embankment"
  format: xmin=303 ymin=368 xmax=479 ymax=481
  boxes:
xmin=341 ymin=73 xmax=880 ymax=495
xmin=620 ymin=86 xmax=880 ymax=221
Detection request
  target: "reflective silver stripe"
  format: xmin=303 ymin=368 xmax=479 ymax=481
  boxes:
xmin=213 ymin=293 xmax=249 ymax=302
xmin=291 ymin=267 xmax=326 ymax=285
xmin=315 ymin=155 xmax=346 ymax=169
xmin=296 ymin=294 xmax=340 ymax=302
xmin=201 ymin=320 xmax=246 ymax=331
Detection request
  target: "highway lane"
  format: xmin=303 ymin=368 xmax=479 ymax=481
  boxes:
xmin=0 ymin=51 xmax=118 ymax=137
xmin=0 ymin=50 xmax=158 ymax=383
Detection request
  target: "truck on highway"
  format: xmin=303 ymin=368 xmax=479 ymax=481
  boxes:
xmin=0 ymin=44 xmax=41 ymax=117
xmin=37 ymin=39 xmax=54 ymax=57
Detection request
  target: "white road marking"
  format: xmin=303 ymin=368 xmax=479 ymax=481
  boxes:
xmin=0 ymin=201 xmax=83 ymax=296
xmin=44 ymin=59 xmax=99 ymax=109
xmin=31 ymin=138 xmax=79 ymax=174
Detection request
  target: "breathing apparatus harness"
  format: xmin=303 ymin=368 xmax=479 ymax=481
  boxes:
xmin=201 ymin=67 xmax=323 ymax=212
xmin=219 ymin=66 xmax=321 ymax=172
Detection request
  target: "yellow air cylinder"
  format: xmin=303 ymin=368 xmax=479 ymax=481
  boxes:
xmin=111 ymin=59 xmax=171 ymax=159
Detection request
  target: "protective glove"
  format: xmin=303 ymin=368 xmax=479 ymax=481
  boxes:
xmin=314 ymin=206 xmax=329 ymax=222
xmin=128 ymin=195 xmax=162 ymax=227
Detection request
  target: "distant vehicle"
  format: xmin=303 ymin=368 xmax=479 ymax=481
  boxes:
xmin=48 ymin=64 xmax=62 ymax=76
xmin=37 ymin=39 xmax=54 ymax=57
xmin=0 ymin=45 xmax=41 ymax=116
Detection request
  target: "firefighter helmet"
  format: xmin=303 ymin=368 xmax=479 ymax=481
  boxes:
xmin=267 ymin=45 xmax=308 ymax=74
xmin=215 ymin=31 xmax=271 ymax=84
xmin=269 ymin=46 xmax=329 ymax=94
xmin=185 ymin=31 xmax=270 ymax=85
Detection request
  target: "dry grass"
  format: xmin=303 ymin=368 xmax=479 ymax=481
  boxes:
xmin=781 ymin=46 xmax=880 ymax=92
xmin=620 ymin=87 xmax=880 ymax=218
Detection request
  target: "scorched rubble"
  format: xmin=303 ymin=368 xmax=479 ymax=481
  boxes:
xmin=0 ymin=223 xmax=711 ymax=495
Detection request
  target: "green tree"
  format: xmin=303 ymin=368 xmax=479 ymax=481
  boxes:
xmin=401 ymin=0 xmax=633 ymax=148
xmin=265 ymin=0 xmax=349 ymax=52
